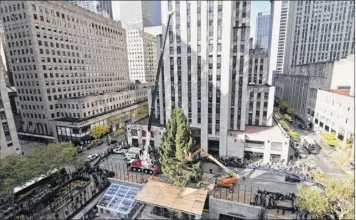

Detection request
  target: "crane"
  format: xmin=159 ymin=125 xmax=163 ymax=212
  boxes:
xmin=186 ymin=148 xmax=238 ymax=192
xmin=128 ymin=12 xmax=174 ymax=176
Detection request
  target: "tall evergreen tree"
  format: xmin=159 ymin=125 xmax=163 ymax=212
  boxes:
xmin=159 ymin=108 xmax=200 ymax=186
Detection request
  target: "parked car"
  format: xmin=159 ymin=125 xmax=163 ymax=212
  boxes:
xmin=307 ymin=145 xmax=321 ymax=155
xmin=107 ymin=139 xmax=118 ymax=145
xmin=290 ymin=141 xmax=300 ymax=150
xmin=298 ymin=150 xmax=308 ymax=159
xmin=298 ymin=124 xmax=306 ymax=130
xmin=285 ymin=174 xmax=301 ymax=183
xmin=113 ymin=148 xmax=128 ymax=154
xmin=87 ymin=154 xmax=99 ymax=161
xmin=77 ymin=146 xmax=83 ymax=153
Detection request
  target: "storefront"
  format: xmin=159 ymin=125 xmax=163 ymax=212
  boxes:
xmin=54 ymin=103 xmax=148 ymax=144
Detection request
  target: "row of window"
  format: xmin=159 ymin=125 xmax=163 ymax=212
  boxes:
xmin=31 ymin=3 xmax=124 ymax=36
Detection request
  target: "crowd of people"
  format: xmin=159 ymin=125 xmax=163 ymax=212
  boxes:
xmin=250 ymin=190 xmax=300 ymax=217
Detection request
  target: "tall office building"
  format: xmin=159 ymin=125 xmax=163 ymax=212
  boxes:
xmin=0 ymin=30 xmax=20 ymax=158
xmin=116 ymin=1 xmax=155 ymax=30
xmin=69 ymin=0 xmax=113 ymax=19
xmin=268 ymin=1 xmax=289 ymax=80
xmin=0 ymin=1 xmax=148 ymax=144
xmin=127 ymin=29 xmax=157 ymax=83
xmin=255 ymin=11 xmax=271 ymax=50
xmin=154 ymin=1 xmax=278 ymax=158
xmin=284 ymin=0 xmax=355 ymax=73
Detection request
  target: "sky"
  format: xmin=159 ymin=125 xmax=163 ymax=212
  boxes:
xmin=250 ymin=1 xmax=271 ymax=41
xmin=111 ymin=1 xmax=161 ymax=25
xmin=112 ymin=1 xmax=271 ymax=38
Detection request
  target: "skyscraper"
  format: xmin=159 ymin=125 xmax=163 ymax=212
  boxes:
xmin=255 ymin=11 xmax=271 ymax=50
xmin=0 ymin=30 xmax=20 ymax=157
xmin=69 ymin=0 xmax=113 ymax=19
xmin=0 ymin=1 xmax=148 ymax=144
xmin=153 ymin=1 xmax=279 ymax=159
xmin=283 ymin=0 xmax=355 ymax=73
xmin=268 ymin=1 xmax=289 ymax=80
xmin=116 ymin=1 xmax=155 ymax=30
xmin=126 ymin=30 xmax=157 ymax=83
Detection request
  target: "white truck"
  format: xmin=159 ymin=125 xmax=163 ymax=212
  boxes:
xmin=124 ymin=147 xmax=142 ymax=160
xmin=300 ymin=136 xmax=320 ymax=155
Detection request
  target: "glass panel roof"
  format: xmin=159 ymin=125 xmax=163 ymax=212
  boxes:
xmin=97 ymin=183 xmax=140 ymax=214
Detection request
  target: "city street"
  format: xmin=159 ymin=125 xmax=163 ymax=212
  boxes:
xmin=80 ymin=133 xmax=127 ymax=157
xmin=287 ymin=120 xmax=348 ymax=178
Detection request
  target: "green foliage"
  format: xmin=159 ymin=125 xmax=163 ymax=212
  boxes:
xmin=30 ymin=142 xmax=82 ymax=173
xmin=159 ymin=108 xmax=200 ymax=186
xmin=89 ymin=125 xmax=109 ymax=139
xmin=321 ymin=132 xmax=337 ymax=141
xmin=279 ymin=120 xmax=288 ymax=128
xmin=346 ymin=133 xmax=354 ymax=148
xmin=0 ymin=142 xmax=82 ymax=198
xmin=321 ymin=132 xmax=343 ymax=148
xmin=0 ymin=154 xmax=39 ymax=197
xmin=326 ymin=139 xmax=341 ymax=148
xmin=279 ymin=101 xmax=289 ymax=112
xmin=288 ymin=129 xmax=300 ymax=141
xmin=309 ymin=172 xmax=354 ymax=219
xmin=287 ymin=107 xmax=296 ymax=116
xmin=283 ymin=114 xmax=293 ymax=122
xmin=296 ymin=184 xmax=330 ymax=218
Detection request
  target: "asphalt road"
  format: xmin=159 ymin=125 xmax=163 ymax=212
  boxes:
xmin=80 ymin=133 xmax=127 ymax=157
xmin=287 ymin=121 xmax=345 ymax=177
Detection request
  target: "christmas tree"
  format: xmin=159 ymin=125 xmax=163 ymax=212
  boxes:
xmin=159 ymin=108 xmax=200 ymax=186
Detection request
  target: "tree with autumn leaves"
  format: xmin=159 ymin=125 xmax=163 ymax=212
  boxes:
xmin=159 ymin=108 xmax=200 ymax=186
xmin=296 ymin=172 xmax=354 ymax=219
xmin=89 ymin=125 xmax=110 ymax=139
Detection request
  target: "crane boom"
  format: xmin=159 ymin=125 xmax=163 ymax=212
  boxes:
xmin=186 ymin=148 xmax=237 ymax=178
xmin=205 ymin=154 xmax=237 ymax=178
xmin=138 ymin=12 xmax=174 ymax=168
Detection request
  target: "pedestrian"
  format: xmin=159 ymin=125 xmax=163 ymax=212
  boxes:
xmin=242 ymin=176 xmax=246 ymax=181
xmin=65 ymin=208 xmax=68 ymax=217
xmin=55 ymin=213 xmax=59 ymax=220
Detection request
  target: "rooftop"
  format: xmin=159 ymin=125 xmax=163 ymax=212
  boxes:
xmin=135 ymin=180 xmax=209 ymax=216
xmin=321 ymin=89 xmax=351 ymax=97
xmin=130 ymin=117 xmax=164 ymax=127
xmin=54 ymin=100 xmax=147 ymax=123
xmin=228 ymin=119 xmax=289 ymax=140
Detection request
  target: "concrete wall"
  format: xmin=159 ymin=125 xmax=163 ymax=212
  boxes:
xmin=209 ymin=197 xmax=265 ymax=220
xmin=330 ymin=55 xmax=355 ymax=91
